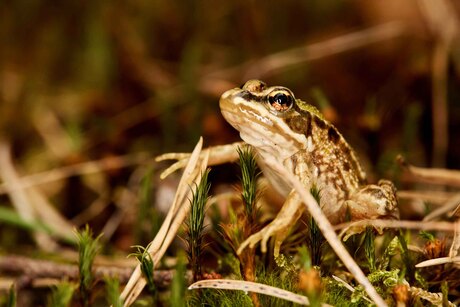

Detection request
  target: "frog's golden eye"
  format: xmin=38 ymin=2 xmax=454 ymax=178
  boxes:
xmin=267 ymin=89 xmax=294 ymax=113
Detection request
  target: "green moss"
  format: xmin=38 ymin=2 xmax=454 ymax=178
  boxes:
xmin=76 ymin=225 xmax=101 ymax=307
xmin=48 ymin=281 xmax=76 ymax=307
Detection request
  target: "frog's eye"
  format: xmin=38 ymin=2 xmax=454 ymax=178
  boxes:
xmin=267 ymin=89 xmax=294 ymax=113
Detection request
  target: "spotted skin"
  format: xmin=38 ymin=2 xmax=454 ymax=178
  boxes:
xmin=220 ymin=80 xmax=399 ymax=255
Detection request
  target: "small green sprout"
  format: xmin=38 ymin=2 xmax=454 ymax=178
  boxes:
xmin=185 ymin=168 xmax=211 ymax=281
xmin=48 ymin=281 xmax=76 ymax=307
xmin=6 ymin=284 xmax=16 ymax=307
xmin=104 ymin=277 xmax=123 ymax=307
xmin=76 ymin=225 xmax=102 ymax=307
xmin=129 ymin=244 xmax=156 ymax=294
xmin=237 ymin=147 xmax=259 ymax=223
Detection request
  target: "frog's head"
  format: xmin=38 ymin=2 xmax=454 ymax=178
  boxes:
xmin=219 ymin=80 xmax=308 ymax=159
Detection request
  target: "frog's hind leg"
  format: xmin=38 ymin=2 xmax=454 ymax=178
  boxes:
xmin=237 ymin=189 xmax=304 ymax=257
xmin=345 ymin=179 xmax=399 ymax=221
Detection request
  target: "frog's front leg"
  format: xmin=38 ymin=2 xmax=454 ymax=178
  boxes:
xmin=237 ymin=189 xmax=304 ymax=257
xmin=345 ymin=179 xmax=399 ymax=221
xmin=156 ymin=142 xmax=245 ymax=178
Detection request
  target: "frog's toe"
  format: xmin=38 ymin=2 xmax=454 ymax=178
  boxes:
xmin=237 ymin=232 xmax=262 ymax=255
xmin=155 ymin=152 xmax=190 ymax=162
xmin=159 ymin=159 xmax=189 ymax=179
xmin=260 ymin=232 xmax=272 ymax=253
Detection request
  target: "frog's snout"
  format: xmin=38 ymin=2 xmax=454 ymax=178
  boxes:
xmin=220 ymin=88 xmax=240 ymax=100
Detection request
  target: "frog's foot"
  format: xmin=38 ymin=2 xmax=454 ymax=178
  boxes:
xmin=341 ymin=179 xmax=399 ymax=239
xmin=155 ymin=153 xmax=192 ymax=179
xmin=156 ymin=142 xmax=244 ymax=179
xmin=345 ymin=179 xmax=399 ymax=221
xmin=237 ymin=189 xmax=303 ymax=257
xmin=237 ymin=219 xmax=292 ymax=257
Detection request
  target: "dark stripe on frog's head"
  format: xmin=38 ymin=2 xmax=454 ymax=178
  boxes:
xmin=237 ymin=91 xmax=265 ymax=104
xmin=237 ymin=86 xmax=295 ymax=106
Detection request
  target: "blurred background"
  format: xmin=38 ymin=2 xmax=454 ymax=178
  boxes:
xmin=0 ymin=0 xmax=459 ymax=251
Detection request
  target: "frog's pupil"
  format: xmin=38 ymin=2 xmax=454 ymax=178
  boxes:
xmin=271 ymin=93 xmax=292 ymax=106
xmin=276 ymin=93 xmax=287 ymax=105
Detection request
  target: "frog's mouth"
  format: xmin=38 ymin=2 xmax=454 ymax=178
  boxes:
xmin=219 ymin=88 xmax=303 ymax=159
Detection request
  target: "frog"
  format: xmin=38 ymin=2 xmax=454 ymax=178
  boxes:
xmin=157 ymin=80 xmax=399 ymax=257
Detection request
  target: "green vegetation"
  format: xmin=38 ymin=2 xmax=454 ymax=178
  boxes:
xmin=171 ymin=251 xmax=187 ymax=307
xmin=185 ymin=169 xmax=211 ymax=282
xmin=76 ymin=225 xmax=102 ymax=306
xmin=129 ymin=244 xmax=156 ymax=295
xmin=48 ymin=282 xmax=76 ymax=307
xmin=6 ymin=285 xmax=16 ymax=307
xmin=105 ymin=277 xmax=123 ymax=307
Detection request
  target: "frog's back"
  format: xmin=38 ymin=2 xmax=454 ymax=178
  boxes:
xmin=285 ymin=100 xmax=367 ymax=201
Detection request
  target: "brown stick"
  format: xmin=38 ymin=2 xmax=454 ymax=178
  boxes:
xmin=0 ymin=255 xmax=191 ymax=289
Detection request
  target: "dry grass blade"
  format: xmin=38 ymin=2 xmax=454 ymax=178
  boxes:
xmin=449 ymin=221 xmax=460 ymax=258
xmin=245 ymin=22 xmax=406 ymax=78
xmin=336 ymin=219 xmax=456 ymax=237
xmin=397 ymin=155 xmax=460 ymax=187
xmin=101 ymin=188 xmax=137 ymax=242
xmin=71 ymin=194 xmax=110 ymax=226
xmin=121 ymin=137 xmax=207 ymax=306
xmin=423 ymin=193 xmax=460 ymax=221
xmin=397 ymin=190 xmax=455 ymax=205
xmin=33 ymin=109 xmax=76 ymax=159
xmin=415 ymin=256 xmax=460 ymax=268
xmin=417 ymin=0 xmax=459 ymax=167
xmin=263 ymin=155 xmax=386 ymax=307
xmin=0 ymin=141 xmax=58 ymax=251
xmin=0 ymin=152 xmax=149 ymax=195
xmin=208 ymin=22 xmax=406 ymax=80
xmin=27 ymin=186 xmax=75 ymax=241
xmin=188 ymin=279 xmax=336 ymax=306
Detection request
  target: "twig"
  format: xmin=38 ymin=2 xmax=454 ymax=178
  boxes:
xmin=0 ymin=255 xmax=190 ymax=289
